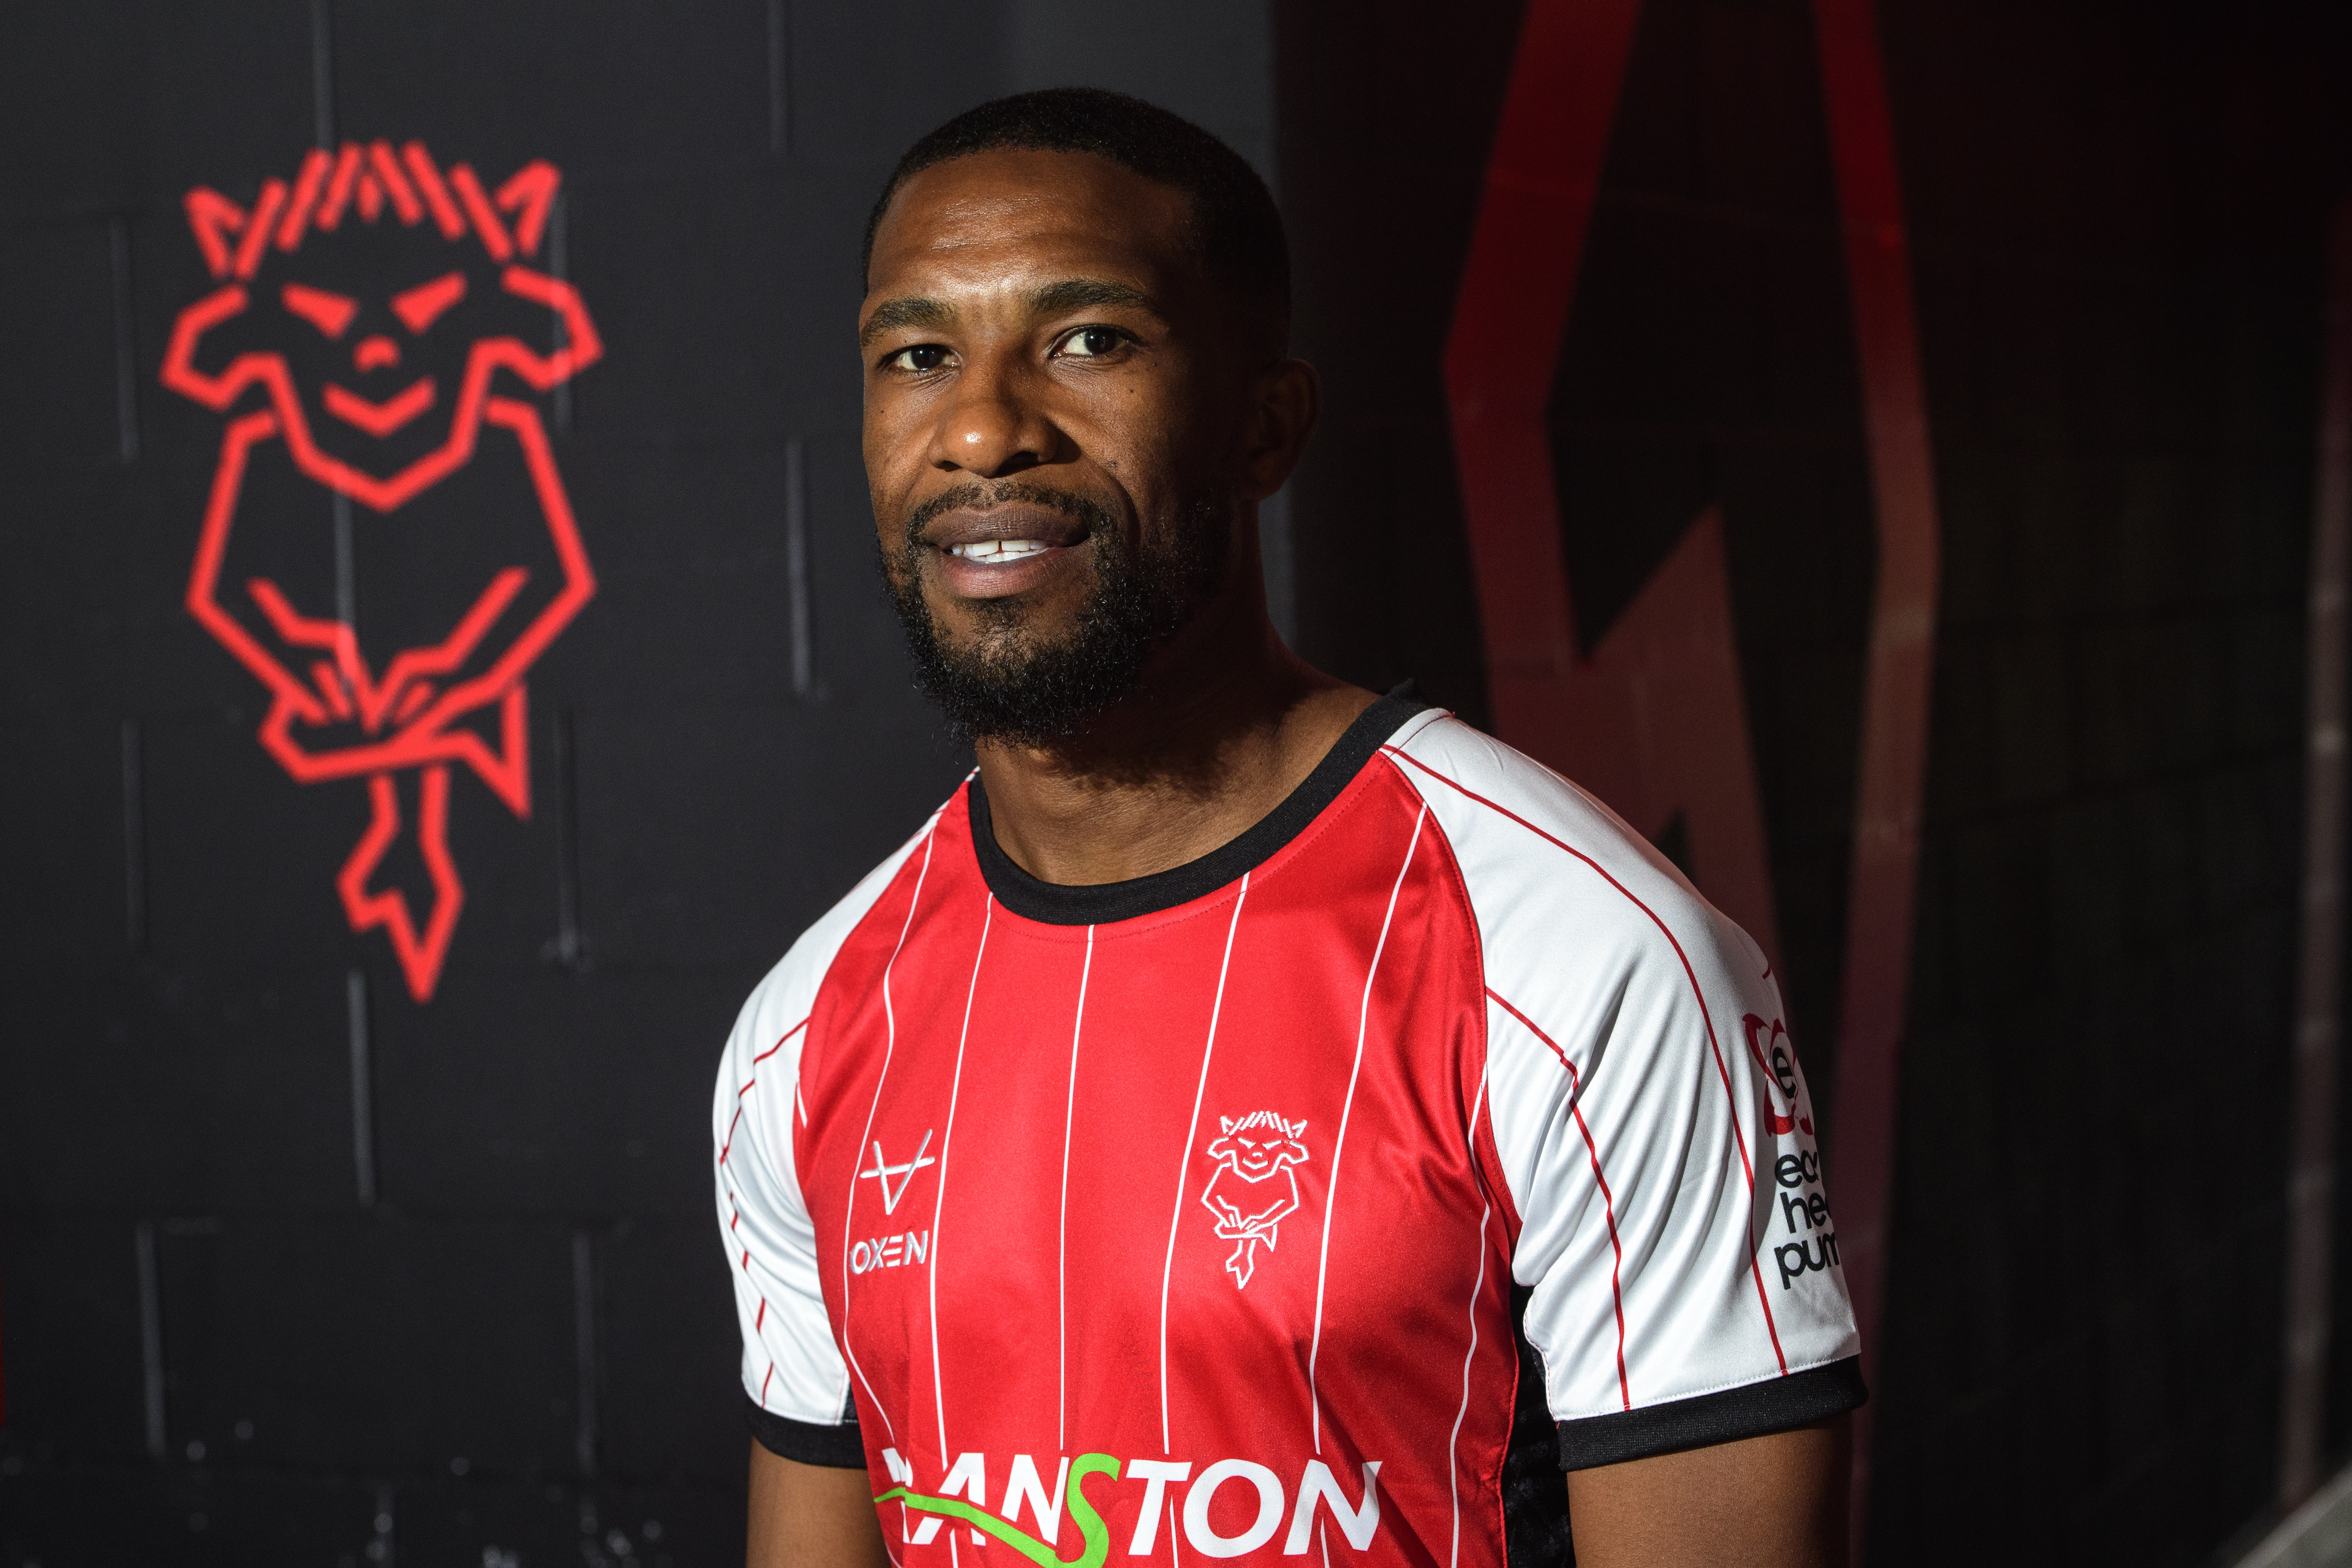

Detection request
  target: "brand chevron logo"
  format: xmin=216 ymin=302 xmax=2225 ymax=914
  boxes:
xmin=861 ymin=1131 xmax=937 ymax=1215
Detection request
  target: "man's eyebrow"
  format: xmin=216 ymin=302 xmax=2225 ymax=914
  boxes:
xmin=1029 ymin=278 xmax=1156 ymax=316
xmin=859 ymin=296 xmax=955 ymax=347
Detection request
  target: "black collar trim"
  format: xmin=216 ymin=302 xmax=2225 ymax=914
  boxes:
xmin=967 ymin=685 xmax=1431 ymax=927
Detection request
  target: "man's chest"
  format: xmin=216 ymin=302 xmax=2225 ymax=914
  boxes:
xmin=791 ymin=864 xmax=1519 ymax=1525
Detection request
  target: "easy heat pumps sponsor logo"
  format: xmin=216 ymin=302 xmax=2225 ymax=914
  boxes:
xmin=875 ymin=1448 xmax=1382 ymax=1563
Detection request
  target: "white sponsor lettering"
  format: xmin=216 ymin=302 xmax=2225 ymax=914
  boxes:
xmin=1004 ymin=1454 xmax=1070 ymax=1545
xmin=940 ymin=1451 xmax=987 ymax=1546
xmin=881 ymin=1447 xmax=937 ymax=1546
xmin=1124 ymin=1460 xmax=1191 ymax=1555
xmin=887 ymin=1451 xmax=1385 ymax=1557
xmin=1284 ymin=1460 xmax=1380 ymax=1554
xmin=1183 ymin=1459 xmax=1284 ymax=1558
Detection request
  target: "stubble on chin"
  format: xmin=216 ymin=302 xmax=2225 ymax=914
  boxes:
xmin=880 ymin=493 xmax=1227 ymax=748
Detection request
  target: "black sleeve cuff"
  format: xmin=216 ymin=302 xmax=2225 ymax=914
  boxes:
xmin=1555 ymin=1356 xmax=1867 ymax=1470
xmin=746 ymin=1393 xmax=866 ymax=1468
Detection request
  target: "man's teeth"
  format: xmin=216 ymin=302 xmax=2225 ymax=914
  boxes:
xmin=946 ymin=539 xmax=1053 ymax=562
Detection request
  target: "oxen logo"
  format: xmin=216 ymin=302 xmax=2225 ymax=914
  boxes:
xmin=1200 ymin=1111 xmax=1310 ymax=1289
xmin=160 ymin=139 xmax=600 ymax=1001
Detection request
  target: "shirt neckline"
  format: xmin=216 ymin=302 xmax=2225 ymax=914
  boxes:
xmin=965 ymin=685 xmax=1431 ymax=927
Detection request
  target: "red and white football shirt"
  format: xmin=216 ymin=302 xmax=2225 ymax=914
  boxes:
xmin=714 ymin=694 xmax=1862 ymax=1565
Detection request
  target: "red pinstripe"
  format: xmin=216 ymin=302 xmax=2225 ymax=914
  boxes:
xmin=721 ymin=1018 xmax=810 ymax=1162
xmin=1485 ymin=986 xmax=1630 ymax=1410
xmin=753 ymin=1021 xmax=805 ymax=1068
xmin=721 ymin=1018 xmax=809 ymax=1375
xmin=717 ymin=1183 xmax=776 ymax=1360
xmin=1383 ymin=745 xmax=1789 ymax=1374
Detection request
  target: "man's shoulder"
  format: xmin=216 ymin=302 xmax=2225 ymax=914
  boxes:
xmin=726 ymin=788 xmax=964 ymax=1056
xmin=1381 ymin=713 xmax=1768 ymax=983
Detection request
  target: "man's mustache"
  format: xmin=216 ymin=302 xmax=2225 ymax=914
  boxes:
xmin=903 ymin=481 xmax=1117 ymax=548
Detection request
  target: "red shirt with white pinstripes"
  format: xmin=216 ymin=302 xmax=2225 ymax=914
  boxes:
xmin=715 ymin=696 xmax=1862 ymax=1566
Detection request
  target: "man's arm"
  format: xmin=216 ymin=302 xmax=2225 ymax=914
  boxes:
xmin=748 ymin=1443 xmax=891 ymax=1568
xmin=1566 ymin=1417 xmax=1850 ymax=1568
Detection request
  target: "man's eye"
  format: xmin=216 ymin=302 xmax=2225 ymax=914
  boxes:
xmin=886 ymin=344 xmax=952 ymax=373
xmin=1056 ymin=326 xmax=1126 ymax=358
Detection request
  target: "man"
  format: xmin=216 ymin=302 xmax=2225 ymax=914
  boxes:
xmin=714 ymin=88 xmax=1863 ymax=1568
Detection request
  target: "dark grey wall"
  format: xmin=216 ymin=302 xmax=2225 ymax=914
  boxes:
xmin=0 ymin=4 xmax=1276 ymax=1563
xmin=1868 ymin=5 xmax=2348 ymax=1560
xmin=1275 ymin=2 xmax=2352 ymax=1565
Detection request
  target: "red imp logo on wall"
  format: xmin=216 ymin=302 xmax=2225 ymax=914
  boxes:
xmin=161 ymin=141 xmax=600 ymax=1001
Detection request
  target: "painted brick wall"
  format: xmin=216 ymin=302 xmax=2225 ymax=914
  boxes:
xmin=0 ymin=4 xmax=1277 ymax=1563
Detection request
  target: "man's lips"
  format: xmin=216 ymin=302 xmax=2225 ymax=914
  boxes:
xmin=920 ymin=504 xmax=1089 ymax=596
xmin=921 ymin=504 xmax=1087 ymax=553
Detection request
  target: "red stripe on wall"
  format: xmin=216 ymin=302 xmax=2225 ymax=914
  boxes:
xmin=1438 ymin=0 xmax=1784 ymax=981
xmin=1440 ymin=0 xmax=1642 ymax=721
xmin=1445 ymin=0 xmax=1941 ymax=1546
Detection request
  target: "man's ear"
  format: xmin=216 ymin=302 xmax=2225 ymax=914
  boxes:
xmin=1238 ymin=357 xmax=1320 ymax=502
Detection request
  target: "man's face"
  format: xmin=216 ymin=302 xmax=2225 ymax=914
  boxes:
xmin=860 ymin=149 xmax=1250 ymax=744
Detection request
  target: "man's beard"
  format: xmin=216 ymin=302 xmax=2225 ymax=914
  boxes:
xmin=884 ymin=480 xmax=1228 ymax=747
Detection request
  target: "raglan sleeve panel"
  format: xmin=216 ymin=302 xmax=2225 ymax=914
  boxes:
xmin=1386 ymin=718 xmax=1863 ymax=1470
xmin=714 ymin=819 xmax=939 ymax=1466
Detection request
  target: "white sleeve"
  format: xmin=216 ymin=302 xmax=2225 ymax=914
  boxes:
xmin=713 ymin=816 xmax=940 ymax=1462
xmin=1390 ymin=718 xmax=1863 ymax=1469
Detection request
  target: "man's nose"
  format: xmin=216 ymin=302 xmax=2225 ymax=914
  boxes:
xmin=355 ymin=336 xmax=400 ymax=372
xmin=927 ymin=358 xmax=1057 ymax=477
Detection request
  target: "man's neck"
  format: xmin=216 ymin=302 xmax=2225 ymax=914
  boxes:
xmin=973 ymin=610 xmax=1377 ymax=888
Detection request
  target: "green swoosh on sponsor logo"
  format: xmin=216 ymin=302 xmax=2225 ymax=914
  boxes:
xmin=876 ymin=1453 xmax=1121 ymax=1568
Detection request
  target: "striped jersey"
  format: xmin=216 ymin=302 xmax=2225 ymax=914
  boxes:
xmin=713 ymin=693 xmax=1863 ymax=1566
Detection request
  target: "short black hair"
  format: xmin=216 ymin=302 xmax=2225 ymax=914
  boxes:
xmin=861 ymin=87 xmax=1290 ymax=347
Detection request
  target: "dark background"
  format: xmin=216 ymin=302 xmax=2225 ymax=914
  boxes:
xmin=3 ymin=1 xmax=2350 ymax=1564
